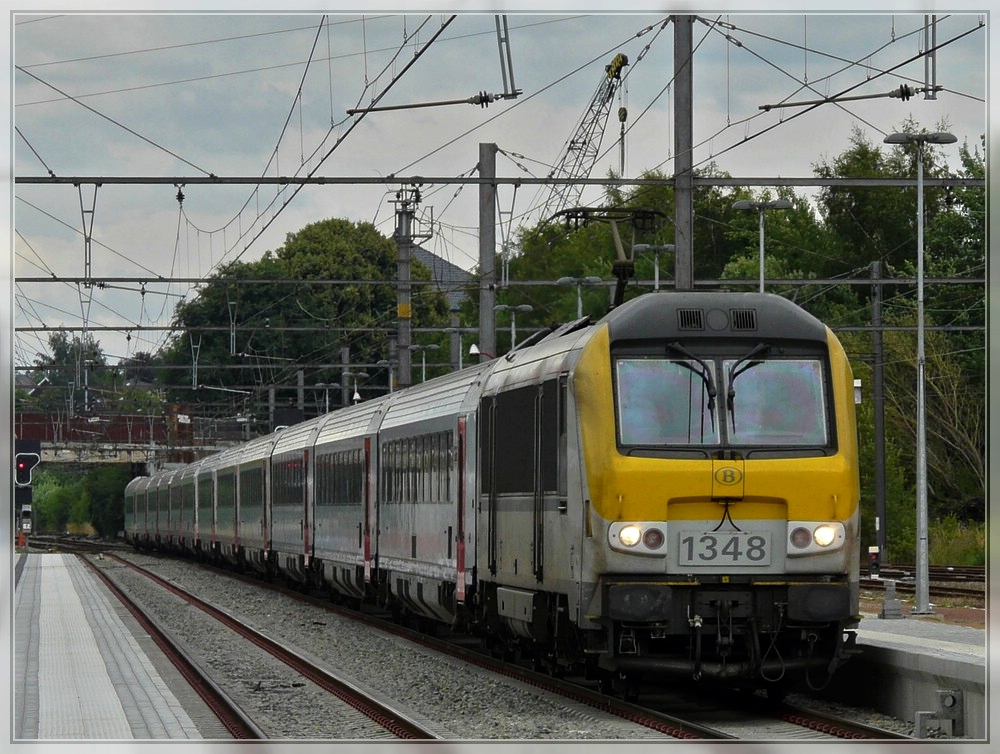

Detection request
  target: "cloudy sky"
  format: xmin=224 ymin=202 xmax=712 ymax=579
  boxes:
xmin=5 ymin=2 xmax=990 ymax=369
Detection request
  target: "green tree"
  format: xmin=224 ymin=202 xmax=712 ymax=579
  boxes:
xmin=84 ymin=464 xmax=133 ymax=537
xmin=30 ymin=468 xmax=79 ymax=534
xmin=158 ymin=217 xmax=451 ymax=420
xmin=851 ymin=365 xmax=915 ymax=564
xmin=27 ymin=331 xmax=110 ymax=413
xmin=877 ymin=312 xmax=985 ymax=520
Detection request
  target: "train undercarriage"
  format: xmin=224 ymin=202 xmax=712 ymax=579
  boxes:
xmin=468 ymin=576 xmax=860 ymax=700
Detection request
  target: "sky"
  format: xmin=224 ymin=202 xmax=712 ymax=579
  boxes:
xmin=5 ymin=2 xmax=990 ymax=370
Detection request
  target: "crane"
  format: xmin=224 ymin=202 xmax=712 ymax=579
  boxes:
xmin=539 ymin=53 xmax=629 ymax=223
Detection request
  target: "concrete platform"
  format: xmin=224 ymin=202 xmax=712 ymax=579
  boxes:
xmin=11 ymin=552 xmax=229 ymax=740
xmin=821 ymin=608 xmax=988 ymax=740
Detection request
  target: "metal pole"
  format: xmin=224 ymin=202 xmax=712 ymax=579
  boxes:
xmin=871 ymin=261 xmax=887 ymax=562
xmin=883 ymin=130 xmax=954 ymax=605
xmin=394 ymin=192 xmax=414 ymax=389
xmin=479 ymin=143 xmax=498 ymax=361
xmin=758 ymin=208 xmax=766 ymax=293
xmin=673 ymin=15 xmax=694 ymax=290
xmin=914 ymin=142 xmax=930 ymax=615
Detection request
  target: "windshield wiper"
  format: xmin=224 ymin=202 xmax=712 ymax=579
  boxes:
xmin=666 ymin=342 xmax=717 ymax=431
xmin=726 ymin=342 xmax=771 ymax=424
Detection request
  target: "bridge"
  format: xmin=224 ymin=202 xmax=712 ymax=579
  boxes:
xmin=14 ymin=410 xmax=242 ymax=465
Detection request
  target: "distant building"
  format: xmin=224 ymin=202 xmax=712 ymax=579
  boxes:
xmin=412 ymin=245 xmax=472 ymax=312
xmin=15 ymin=374 xmax=48 ymax=396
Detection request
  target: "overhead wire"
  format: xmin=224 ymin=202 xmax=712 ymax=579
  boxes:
xmin=13 ymin=14 xmax=984 ymax=376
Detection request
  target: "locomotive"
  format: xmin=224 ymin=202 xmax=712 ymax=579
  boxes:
xmin=125 ymin=290 xmax=861 ymax=699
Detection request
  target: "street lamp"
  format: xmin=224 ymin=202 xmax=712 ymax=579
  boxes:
xmin=377 ymin=360 xmax=396 ymax=393
xmin=556 ymin=275 xmax=603 ymax=318
xmin=632 ymin=244 xmax=675 ymax=291
xmin=883 ymin=130 xmax=956 ymax=616
xmin=469 ymin=343 xmax=494 ymax=360
xmin=494 ymin=304 xmax=533 ymax=350
xmin=315 ymin=382 xmax=340 ymax=414
xmin=342 ymin=370 xmax=368 ymax=404
xmin=732 ymin=198 xmax=793 ymax=292
xmin=408 ymin=344 xmax=440 ymax=382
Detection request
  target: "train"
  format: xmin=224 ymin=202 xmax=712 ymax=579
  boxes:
xmin=125 ymin=290 xmax=861 ymax=699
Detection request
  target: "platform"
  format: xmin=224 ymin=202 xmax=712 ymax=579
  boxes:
xmin=11 ymin=552 xmax=227 ymax=741
xmin=821 ymin=607 xmax=988 ymax=740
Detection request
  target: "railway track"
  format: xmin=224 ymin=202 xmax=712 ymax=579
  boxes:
xmin=860 ymin=566 xmax=986 ymax=603
xmin=76 ymin=553 xmax=264 ymax=739
xmin=106 ymin=545 xmax=912 ymax=740
xmin=38 ymin=537 xmax=918 ymax=739
xmin=869 ymin=565 xmax=985 ymax=582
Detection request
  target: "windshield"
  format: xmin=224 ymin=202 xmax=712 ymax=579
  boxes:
xmin=724 ymin=358 xmax=828 ymax=446
xmin=616 ymin=358 xmax=720 ymax=445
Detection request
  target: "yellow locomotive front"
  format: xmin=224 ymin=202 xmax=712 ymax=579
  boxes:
xmin=574 ymin=292 xmax=860 ymax=697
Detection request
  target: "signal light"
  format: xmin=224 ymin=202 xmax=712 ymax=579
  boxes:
xmin=15 ymin=452 xmax=40 ymax=487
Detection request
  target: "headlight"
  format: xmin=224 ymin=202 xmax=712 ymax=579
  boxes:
xmin=787 ymin=521 xmax=845 ymax=556
xmin=619 ymin=525 xmax=642 ymax=547
xmin=643 ymin=528 xmax=665 ymax=549
xmin=608 ymin=522 xmax=667 ymax=556
xmin=813 ymin=524 xmax=837 ymax=547
xmin=790 ymin=526 xmax=812 ymax=548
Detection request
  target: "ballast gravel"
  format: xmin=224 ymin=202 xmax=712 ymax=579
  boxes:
xmin=93 ymin=552 xmax=666 ymax=740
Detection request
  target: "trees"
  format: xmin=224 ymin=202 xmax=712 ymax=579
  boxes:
xmin=814 ymin=126 xmax=985 ymax=547
xmin=499 ymin=133 xmax=983 ymax=546
xmin=156 ymin=217 xmax=451 ymax=418
xmin=24 ymin=331 xmax=111 ymax=414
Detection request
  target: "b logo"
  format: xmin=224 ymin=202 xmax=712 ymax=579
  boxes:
xmin=714 ymin=467 xmax=742 ymax=485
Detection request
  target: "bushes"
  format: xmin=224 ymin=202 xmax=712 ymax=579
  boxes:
xmin=29 ymin=464 xmax=130 ymax=538
xmin=928 ymin=515 xmax=986 ymax=566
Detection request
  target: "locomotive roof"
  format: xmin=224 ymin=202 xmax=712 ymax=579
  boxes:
xmin=600 ymin=291 xmax=828 ymax=343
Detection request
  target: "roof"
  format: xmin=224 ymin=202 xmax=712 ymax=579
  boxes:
xmin=411 ymin=245 xmax=472 ymax=312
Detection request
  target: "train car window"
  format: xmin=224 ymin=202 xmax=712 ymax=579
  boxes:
xmin=615 ymin=358 xmax=721 ymax=446
xmin=316 ymin=452 xmax=330 ymax=505
xmin=479 ymin=397 xmax=495 ymax=495
xmin=380 ymin=432 xmax=453 ymax=505
xmin=539 ymin=380 xmax=559 ymax=493
xmin=197 ymin=477 xmax=213 ymax=522
xmin=240 ymin=466 xmax=263 ymax=511
xmin=217 ymin=472 xmax=235 ymax=526
xmin=494 ymin=385 xmax=536 ymax=494
xmin=557 ymin=375 xmax=568 ymax=500
xmin=317 ymin=449 xmax=362 ymax=506
xmin=724 ymin=358 xmax=828 ymax=446
xmin=271 ymin=453 xmax=305 ymax=508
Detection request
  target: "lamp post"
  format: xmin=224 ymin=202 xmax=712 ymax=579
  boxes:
xmin=883 ymin=130 xmax=956 ymax=616
xmin=342 ymin=370 xmax=368 ymax=404
xmin=408 ymin=344 xmax=440 ymax=382
xmin=732 ymin=199 xmax=792 ymax=292
xmin=632 ymin=244 xmax=675 ymax=291
xmin=377 ymin=360 xmax=396 ymax=393
xmin=556 ymin=275 xmax=603 ymax=318
xmin=494 ymin=304 xmax=533 ymax=350
xmin=469 ymin=344 xmax=494 ymax=360
xmin=315 ymin=382 xmax=340 ymax=414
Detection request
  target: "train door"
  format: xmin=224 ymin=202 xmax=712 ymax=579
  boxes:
xmin=364 ymin=436 xmax=375 ymax=583
xmin=481 ymin=382 xmax=554 ymax=584
xmin=455 ymin=417 xmax=468 ymax=602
